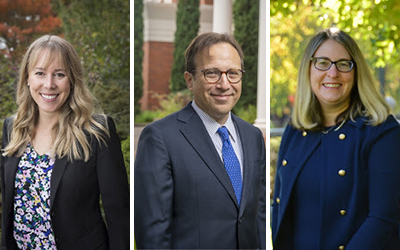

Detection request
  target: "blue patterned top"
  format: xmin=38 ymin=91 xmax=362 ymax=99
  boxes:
xmin=13 ymin=143 xmax=57 ymax=249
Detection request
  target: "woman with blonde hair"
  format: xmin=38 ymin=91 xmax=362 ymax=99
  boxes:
xmin=1 ymin=35 xmax=129 ymax=249
xmin=272 ymin=28 xmax=400 ymax=249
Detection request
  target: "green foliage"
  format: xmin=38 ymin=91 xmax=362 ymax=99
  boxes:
xmin=270 ymin=4 xmax=318 ymax=124
xmin=233 ymin=0 xmax=259 ymax=110
xmin=134 ymin=110 xmax=161 ymax=124
xmin=234 ymin=104 xmax=257 ymax=124
xmin=53 ymin=0 xmax=130 ymax=139
xmin=92 ymin=81 xmax=130 ymax=140
xmin=270 ymin=136 xmax=281 ymax=201
xmin=170 ymin=0 xmax=200 ymax=92
xmin=121 ymin=135 xmax=130 ymax=184
xmin=154 ymin=90 xmax=193 ymax=120
xmin=134 ymin=0 xmax=144 ymax=118
xmin=0 ymin=61 xmax=18 ymax=121
xmin=270 ymin=0 xmax=400 ymax=125
xmin=54 ymin=0 xmax=130 ymax=80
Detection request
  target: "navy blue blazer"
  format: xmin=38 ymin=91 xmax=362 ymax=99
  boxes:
xmin=272 ymin=115 xmax=400 ymax=250
xmin=1 ymin=116 xmax=130 ymax=250
xmin=134 ymin=102 xmax=266 ymax=249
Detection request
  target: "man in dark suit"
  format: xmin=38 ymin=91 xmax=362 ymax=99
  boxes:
xmin=134 ymin=32 xmax=266 ymax=249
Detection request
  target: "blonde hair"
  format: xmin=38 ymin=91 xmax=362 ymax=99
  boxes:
xmin=3 ymin=35 xmax=109 ymax=162
xmin=292 ymin=27 xmax=389 ymax=131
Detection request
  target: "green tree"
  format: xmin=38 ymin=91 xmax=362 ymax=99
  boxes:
xmin=170 ymin=0 xmax=200 ymax=92
xmin=134 ymin=0 xmax=144 ymax=118
xmin=53 ymin=0 xmax=130 ymax=140
xmin=233 ymin=0 xmax=259 ymax=110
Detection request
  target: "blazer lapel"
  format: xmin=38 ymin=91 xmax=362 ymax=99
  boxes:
xmin=50 ymin=156 xmax=68 ymax=211
xmin=4 ymin=155 xmax=68 ymax=213
xmin=275 ymin=131 xmax=322 ymax=234
xmin=178 ymin=104 xmax=239 ymax=208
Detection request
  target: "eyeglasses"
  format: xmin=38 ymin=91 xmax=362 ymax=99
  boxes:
xmin=193 ymin=68 xmax=245 ymax=84
xmin=311 ymin=57 xmax=354 ymax=73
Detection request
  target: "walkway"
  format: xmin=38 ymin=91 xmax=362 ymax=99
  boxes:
xmin=134 ymin=125 xmax=146 ymax=157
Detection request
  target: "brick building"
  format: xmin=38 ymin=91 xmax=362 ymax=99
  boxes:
xmin=141 ymin=0 xmax=214 ymax=110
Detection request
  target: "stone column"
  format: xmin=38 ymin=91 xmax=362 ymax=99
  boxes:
xmin=212 ymin=0 xmax=232 ymax=34
xmin=253 ymin=0 xmax=266 ymax=133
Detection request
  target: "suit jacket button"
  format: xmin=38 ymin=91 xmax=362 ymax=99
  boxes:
xmin=338 ymin=245 xmax=345 ymax=250
xmin=338 ymin=170 xmax=346 ymax=176
xmin=282 ymin=160 xmax=287 ymax=166
xmin=302 ymin=131 xmax=307 ymax=137
xmin=340 ymin=210 xmax=346 ymax=216
xmin=339 ymin=133 xmax=346 ymax=140
xmin=276 ymin=197 xmax=280 ymax=204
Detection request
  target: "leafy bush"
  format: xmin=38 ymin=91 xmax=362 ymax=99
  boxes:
xmin=153 ymin=90 xmax=193 ymax=120
xmin=121 ymin=135 xmax=130 ymax=184
xmin=92 ymin=80 xmax=130 ymax=141
xmin=234 ymin=104 xmax=257 ymax=124
xmin=270 ymin=136 xmax=281 ymax=201
xmin=134 ymin=110 xmax=160 ymax=124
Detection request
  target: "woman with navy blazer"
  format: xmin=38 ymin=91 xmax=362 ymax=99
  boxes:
xmin=271 ymin=28 xmax=400 ymax=249
xmin=0 ymin=35 xmax=129 ymax=249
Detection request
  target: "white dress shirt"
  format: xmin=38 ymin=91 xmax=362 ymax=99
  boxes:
xmin=191 ymin=101 xmax=244 ymax=177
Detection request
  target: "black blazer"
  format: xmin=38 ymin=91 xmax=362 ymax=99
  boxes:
xmin=134 ymin=102 xmax=266 ymax=249
xmin=0 ymin=116 xmax=129 ymax=250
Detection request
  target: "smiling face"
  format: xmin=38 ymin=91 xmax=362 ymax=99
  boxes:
xmin=28 ymin=50 xmax=70 ymax=118
xmin=184 ymin=42 xmax=242 ymax=124
xmin=310 ymin=39 xmax=355 ymax=112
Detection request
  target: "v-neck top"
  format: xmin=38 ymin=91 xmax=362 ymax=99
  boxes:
xmin=13 ymin=143 xmax=57 ymax=249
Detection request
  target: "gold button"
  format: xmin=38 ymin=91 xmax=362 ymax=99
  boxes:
xmin=338 ymin=170 xmax=346 ymax=176
xmin=276 ymin=197 xmax=280 ymax=204
xmin=302 ymin=131 xmax=307 ymax=137
xmin=340 ymin=210 xmax=346 ymax=216
xmin=282 ymin=160 xmax=287 ymax=166
xmin=339 ymin=133 xmax=346 ymax=140
xmin=338 ymin=245 xmax=345 ymax=250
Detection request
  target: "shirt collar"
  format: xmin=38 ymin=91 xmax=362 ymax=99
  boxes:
xmin=191 ymin=101 xmax=238 ymax=142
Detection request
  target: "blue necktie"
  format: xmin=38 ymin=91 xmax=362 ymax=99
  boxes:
xmin=217 ymin=126 xmax=243 ymax=205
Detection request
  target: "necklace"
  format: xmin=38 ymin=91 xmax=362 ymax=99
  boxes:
xmin=322 ymin=119 xmax=347 ymax=134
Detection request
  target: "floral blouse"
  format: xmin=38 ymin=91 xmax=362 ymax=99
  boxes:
xmin=13 ymin=143 xmax=57 ymax=250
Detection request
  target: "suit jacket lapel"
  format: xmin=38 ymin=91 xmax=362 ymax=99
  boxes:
xmin=178 ymin=104 xmax=239 ymax=208
xmin=233 ymin=117 xmax=254 ymax=214
xmin=50 ymin=157 xmax=68 ymax=211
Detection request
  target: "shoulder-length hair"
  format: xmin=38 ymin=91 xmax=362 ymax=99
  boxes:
xmin=292 ymin=27 xmax=389 ymax=130
xmin=3 ymin=35 xmax=109 ymax=162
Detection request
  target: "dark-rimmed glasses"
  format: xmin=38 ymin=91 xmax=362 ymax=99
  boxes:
xmin=193 ymin=68 xmax=245 ymax=84
xmin=311 ymin=57 xmax=354 ymax=73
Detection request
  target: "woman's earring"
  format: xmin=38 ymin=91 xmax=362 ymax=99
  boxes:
xmin=27 ymin=82 xmax=30 ymax=87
